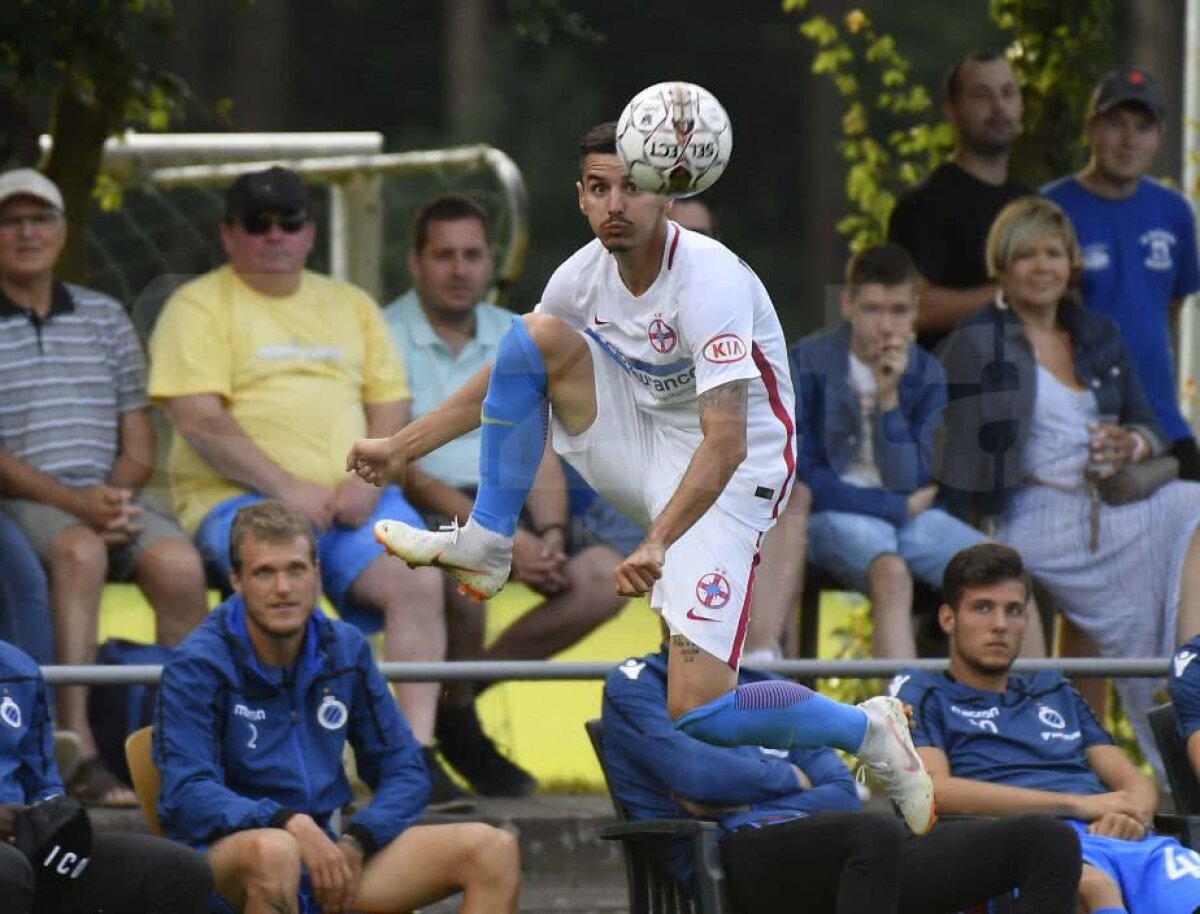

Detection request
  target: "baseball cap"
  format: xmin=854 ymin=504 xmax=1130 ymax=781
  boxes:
xmin=1088 ymin=67 xmax=1166 ymax=123
xmin=0 ymin=169 xmax=65 ymax=212
xmin=224 ymin=165 xmax=310 ymax=220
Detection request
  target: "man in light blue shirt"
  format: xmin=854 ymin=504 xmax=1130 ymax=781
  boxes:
xmin=384 ymin=194 xmax=640 ymax=797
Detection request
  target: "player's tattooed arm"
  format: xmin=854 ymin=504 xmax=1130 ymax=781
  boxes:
xmin=641 ymin=378 xmax=749 ymax=551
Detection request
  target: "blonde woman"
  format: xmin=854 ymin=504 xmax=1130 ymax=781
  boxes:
xmin=937 ymin=195 xmax=1200 ymax=770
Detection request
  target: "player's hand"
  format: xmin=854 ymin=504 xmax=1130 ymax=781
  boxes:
xmin=512 ymin=529 xmax=568 ymax=595
xmin=791 ymin=764 xmax=813 ymax=790
xmin=333 ymin=476 xmax=383 ymax=528
xmin=99 ymin=491 xmax=144 ymax=546
xmin=337 ymin=836 xmax=364 ymax=900
xmin=1087 ymin=424 xmax=1137 ymax=478
xmin=1075 ymin=790 xmax=1149 ymax=826
xmin=905 ymin=485 xmax=937 ymax=519
xmin=345 ymin=436 xmax=409 ymax=488
xmin=286 ymin=814 xmax=355 ymax=914
xmin=68 ymin=484 xmax=126 ymax=531
xmin=615 ymin=541 xmax=665 ymax=596
xmin=278 ymin=479 xmax=336 ymax=531
xmin=1087 ymin=811 xmax=1146 ymax=842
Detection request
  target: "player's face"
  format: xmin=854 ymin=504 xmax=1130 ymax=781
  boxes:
xmin=947 ymin=58 xmax=1022 ymax=156
xmin=940 ymin=579 xmax=1029 ymax=674
xmin=842 ymin=282 xmax=917 ymax=360
xmin=221 ymin=209 xmax=316 ymax=279
xmin=577 ymin=153 xmax=669 ymax=253
xmin=669 ymin=199 xmax=715 ymax=236
xmin=0 ymin=197 xmax=66 ymax=283
xmin=232 ymin=534 xmax=319 ymax=642
xmin=1086 ymin=104 xmax=1162 ymax=185
xmin=409 ymin=217 xmax=493 ymax=318
xmin=997 ymin=232 xmax=1072 ymax=314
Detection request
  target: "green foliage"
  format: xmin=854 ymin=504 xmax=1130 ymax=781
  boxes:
xmin=785 ymin=3 xmax=952 ymax=251
xmin=992 ymin=0 xmax=1117 ymax=185
xmin=507 ymin=0 xmax=604 ymax=46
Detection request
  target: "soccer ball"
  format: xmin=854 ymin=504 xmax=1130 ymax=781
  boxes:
xmin=616 ymin=82 xmax=732 ymax=197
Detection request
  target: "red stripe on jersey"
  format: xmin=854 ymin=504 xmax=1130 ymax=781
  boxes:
xmin=667 ymin=224 xmax=681 ymax=269
xmin=727 ymin=539 xmax=762 ymax=668
xmin=751 ymin=343 xmax=796 ymax=519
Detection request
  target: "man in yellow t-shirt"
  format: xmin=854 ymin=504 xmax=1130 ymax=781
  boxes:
xmin=148 ymin=166 xmax=470 ymax=809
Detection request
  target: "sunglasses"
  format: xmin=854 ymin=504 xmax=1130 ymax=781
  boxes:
xmin=239 ymin=211 xmax=309 ymax=235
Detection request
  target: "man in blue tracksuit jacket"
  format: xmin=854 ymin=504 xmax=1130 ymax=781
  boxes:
xmin=603 ymin=642 xmax=1080 ymax=912
xmin=154 ymin=499 xmax=519 ymax=914
xmin=0 ymin=639 xmax=210 ymax=914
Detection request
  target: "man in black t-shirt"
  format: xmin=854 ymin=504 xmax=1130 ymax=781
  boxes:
xmin=888 ymin=50 xmax=1031 ymax=350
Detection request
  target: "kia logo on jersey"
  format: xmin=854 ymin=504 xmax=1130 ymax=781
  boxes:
xmin=703 ymin=333 xmax=746 ymax=363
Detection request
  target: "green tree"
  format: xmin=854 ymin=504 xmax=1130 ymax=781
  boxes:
xmin=0 ymin=0 xmax=234 ymax=281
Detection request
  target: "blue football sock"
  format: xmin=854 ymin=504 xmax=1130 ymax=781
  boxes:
xmin=674 ymin=681 xmax=868 ymax=752
xmin=471 ymin=317 xmax=548 ymax=537
xmin=1091 ymin=909 xmax=1127 ymax=914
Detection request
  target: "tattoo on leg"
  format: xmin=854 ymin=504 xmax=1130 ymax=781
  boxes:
xmin=671 ymin=633 xmax=701 ymax=662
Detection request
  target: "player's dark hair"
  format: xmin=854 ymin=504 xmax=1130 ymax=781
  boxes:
xmin=411 ymin=193 xmax=491 ymax=254
xmin=844 ymin=242 xmax=917 ymax=293
xmin=944 ymin=50 xmax=1007 ymax=104
xmin=229 ymin=499 xmax=318 ymax=573
xmin=942 ymin=543 xmax=1032 ymax=612
xmin=579 ymin=121 xmax=618 ymax=169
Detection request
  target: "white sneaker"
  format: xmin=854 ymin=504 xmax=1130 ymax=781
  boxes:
xmin=374 ymin=517 xmax=512 ymax=600
xmin=856 ymin=696 xmax=936 ymax=835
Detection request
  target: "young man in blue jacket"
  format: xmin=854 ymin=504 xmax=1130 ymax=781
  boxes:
xmin=897 ymin=542 xmax=1200 ymax=913
xmin=602 ymin=636 xmax=1081 ymax=912
xmin=0 ymin=639 xmax=211 ymax=913
xmin=792 ymin=243 xmax=1016 ymax=659
xmin=153 ymin=500 xmax=519 ymax=914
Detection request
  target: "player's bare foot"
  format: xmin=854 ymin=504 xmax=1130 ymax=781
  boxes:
xmin=375 ymin=517 xmax=512 ymax=600
xmin=857 ymin=696 xmax=936 ymax=835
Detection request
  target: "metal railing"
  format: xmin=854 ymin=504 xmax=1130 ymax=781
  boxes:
xmin=42 ymin=657 xmax=1173 ymax=686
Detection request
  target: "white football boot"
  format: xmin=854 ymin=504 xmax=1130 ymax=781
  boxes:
xmin=374 ymin=517 xmax=512 ymax=600
xmin=856 ymin=696 xmax=937 ymax=835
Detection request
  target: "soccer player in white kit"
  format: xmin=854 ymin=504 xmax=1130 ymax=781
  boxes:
xmin=347 ymin=122 xmax=935 ymax=833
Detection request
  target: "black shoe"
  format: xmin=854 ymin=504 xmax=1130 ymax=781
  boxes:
xmin=436 ymin=702 xmax=539 ymax=798
xmin=421 ymin=746 xmax=476 ymax=813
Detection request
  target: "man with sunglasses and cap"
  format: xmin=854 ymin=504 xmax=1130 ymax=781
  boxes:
xmin=1044 ymin=67 xmax=1200 ymax=482
xmin=148 ymin=166 xmax=470 ymax=809
xmin=0 ymin=167 xmax=209 ymax=807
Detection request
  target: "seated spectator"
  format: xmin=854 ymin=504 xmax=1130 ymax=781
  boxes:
xmin=146 ymin=167 xmax=463 ymax=806
xmin=0 ymin=508 xmax=52 ymax=665
xmin=937 ymin=196 xmax=1200 ymax=769
xmin=793 ymin=243 xmax=1006 ymax=659
xmin=0 ymin=638 xmax=211 ymax=914
xmin=384 ymin=194 xmax=632 ymax=797
xmin=668 ymin=194 xmax=717 ymax=237
xmin=1169 ymin=636 xmax=1200 ymax=781
xmin=0 ymin=168 xmax=208 ymax=805
xmin=602 ymin=633 xmax=1081 ymax=912
xmin=896 ymin=542 xmax=1200 ymax=913
xmin=153 ymin=500 xmax=520 ymax=914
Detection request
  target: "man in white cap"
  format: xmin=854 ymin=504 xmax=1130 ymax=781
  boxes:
xmin=0 ymin=169 xmax=209 ymax=806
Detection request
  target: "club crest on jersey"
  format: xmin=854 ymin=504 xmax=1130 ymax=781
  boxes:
xmin=648 ymin=318 xmax=677 ymax=354
xmin=0 ymin=696 xmax=20 ymax=729
xmin=317 ymin=694 xmax=349 ymax=731
xmin=703 ymin=333 xmax=746 ymax=364
xmin=1037 ymin=705 xmax=1065 ymax=729
xmin=696 ymin=572 xmax=731 ymax=610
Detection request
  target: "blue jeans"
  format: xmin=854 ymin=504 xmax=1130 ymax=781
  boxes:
xmin=0 ymin=511 xmax=53 ymax=664
xmin=194 ymin=487 xmax=425 ymax=633
xmin=808 ymin=508 xmax=985 ymax=594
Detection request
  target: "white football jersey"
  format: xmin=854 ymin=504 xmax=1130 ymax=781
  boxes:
xmin=535 ymin=222 xmax=796 ymax=525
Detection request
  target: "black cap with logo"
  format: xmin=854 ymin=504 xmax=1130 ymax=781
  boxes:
xmin=224 ymin=165 xmax=311 ymax=220
xmin=1088 ymin=66 xmax=1167 ymax=123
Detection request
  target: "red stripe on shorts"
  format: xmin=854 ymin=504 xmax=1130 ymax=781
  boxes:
xmin=751 ymin=343 xmax=796 ymax=519
xmin=727 ymin=540 xmax=762 ymax=668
